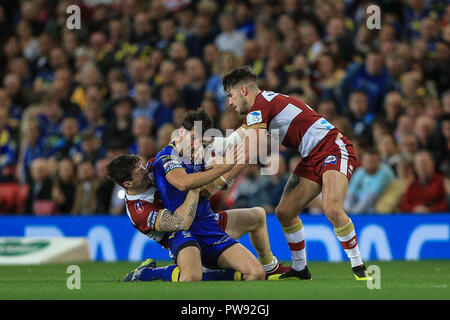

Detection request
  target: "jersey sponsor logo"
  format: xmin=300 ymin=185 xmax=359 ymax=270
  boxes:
xmin=247 ymin=110 xmax=263 ymax=126
xmin=135 ymin=201 xmax=144 ymax=214
xmin=163 ymin=160 xmax=183 ymax=174
xmin=323 ymin=155 xmax=337 ymax=166
xmin=212 ymin=234 xmax=232 ymax=246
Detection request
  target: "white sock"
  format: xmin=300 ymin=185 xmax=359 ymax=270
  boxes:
xmin=335 ymin=221 xmax=363 ymax=268
xmin=262 ymin=256 xmax=279 ymax=273
xmin=283 ymin=223 xmax=307 ymax=271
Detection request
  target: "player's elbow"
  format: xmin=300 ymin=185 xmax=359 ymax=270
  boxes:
xmin=173 ymin=181 xmax=190 ymax=192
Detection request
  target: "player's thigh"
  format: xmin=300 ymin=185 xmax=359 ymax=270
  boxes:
xmin=176 ymin=245 xmax=203 ymax=281
xmin=321 ymin=170 xmax=349 ymax=224
xmin=276 ymin=174 xmax=322 ymax=216
xmin=216 ymin=243 xmax=265 ymax=280
xmin=224 ymin=207 xmax=265 ymax=240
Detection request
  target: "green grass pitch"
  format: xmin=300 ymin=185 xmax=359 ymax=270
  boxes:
xmin=0 ymin=260 xmax=448 ymax=300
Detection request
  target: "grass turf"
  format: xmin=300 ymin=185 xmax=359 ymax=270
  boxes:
xmin=0 ymin=260 xmax=448 ymax=300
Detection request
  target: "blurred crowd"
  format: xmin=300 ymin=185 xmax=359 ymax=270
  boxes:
xmin=0 ymin=0 xmax=449 ymax=215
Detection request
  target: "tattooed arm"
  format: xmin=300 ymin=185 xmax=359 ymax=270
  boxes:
xmin=153 ymin=188 xmax=200 ymax=232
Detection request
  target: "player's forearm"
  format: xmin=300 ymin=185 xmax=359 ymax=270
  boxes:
xmin=179 ymin=166 xmax=230 ymax=191
xmin=156 ymin=190 xmax=199 ymax=231
xmin=173 ymin=189 xmax=199 ymax=229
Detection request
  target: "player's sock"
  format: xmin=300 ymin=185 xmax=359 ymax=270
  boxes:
xmin=139 ymin=264 xmax=180 ymax=282
xmin=202 ymin=268 xmax=241 ymax=281
xmin=334 ymin=219 xmax=363 ymax=268
xmin=282 ymin=221 xmax=307 ymax=271
xmin=258 ymin=250 xmax=277 ymax=273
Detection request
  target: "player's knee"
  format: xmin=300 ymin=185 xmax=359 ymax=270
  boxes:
xmin=323 ymin=203 xmax=342 ymax=222
xmin=275 ymin=205 xmax=291 ymax=225
xmin=252 ymin=207 xmax=266 ymax=225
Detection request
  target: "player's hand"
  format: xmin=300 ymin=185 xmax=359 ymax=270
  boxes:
xmin=200 ymin=182 xmax=221 ymax=198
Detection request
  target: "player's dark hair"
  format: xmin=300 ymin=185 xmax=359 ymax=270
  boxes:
xmin=106 ymin=154 xmax=141 ymax=188
xmin=222 ymin=66 xmax=258 ymax=92
xmin=181 ymin=108 xmax=213 ymax=134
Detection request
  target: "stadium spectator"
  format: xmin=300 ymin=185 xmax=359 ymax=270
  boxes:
xmin=383 ymin=91 xmax=404 ymax=132
xmin=400 ymin=150 xmax=447 ymax=213
xmin=1 ymin=0 xmax=449 ymax=216
xmin=102 ymin=96 xmax=134 ymax=150
xmin=205 ymin=51 xmax=241 ymax=111
xmin=51 ymin=157 xmax=76 ymax=214
xmin=180 ymin=57 xmax=207 ymax=110
xmin=72 ymin=160 xmax=100 ymax=215
xmin=26 ymin=158 xmax=55 ymax=215
xmin=128 ymin=116 xmax=153 ymax=154
xmin=375 ymin=153 xmax=415 ymax=213
xmin=339 ymin=49 xmax=396 ymax=115
xmin=215 ymin=11 xmax=246 ymax=58
xmin=344 ymin=148 xmax=396 ymax=214
xmin=74 ymin=129 xmax=105 ymax=165
xmin=346 ymin=90 xmax=374 ymax=145
xmin=376 ymin=132 xmax=401 ymax=172
xmin=53 ymin=117 xmax=82 ymax=161
xmin=436 ymin=113 xmax=450 ymax=174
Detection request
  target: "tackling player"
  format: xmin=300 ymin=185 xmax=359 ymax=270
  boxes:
xmin=151 ymin=109 xmax=266 ymax=281
xmin=208 ymin=66 xmax=369 ymax=280
xmin=107 ymin=155 xmax=286 ymax=281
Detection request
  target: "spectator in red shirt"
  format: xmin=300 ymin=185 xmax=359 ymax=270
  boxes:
xmin=400 ymin=150 xmax=447 ymax=213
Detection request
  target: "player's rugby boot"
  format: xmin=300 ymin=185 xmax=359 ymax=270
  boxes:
xmin=265 ymin=263 xmax=291 ymax=279
xmin=352 ymin=264 xmax=371 ymax=280
xmin=124 ymin=258 xmax=157 ymax=282
xmin=267 ymin=266 xmax=312 ymax=280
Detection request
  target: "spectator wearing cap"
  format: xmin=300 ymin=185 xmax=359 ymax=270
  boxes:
xmin=400 ymin=150 xmax=447 ymax=213
xmin=344 ymin=148 xmax=396 ymax=214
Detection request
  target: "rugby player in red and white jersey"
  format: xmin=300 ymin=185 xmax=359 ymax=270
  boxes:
xmin=205 ymin=66 xmax=369 ymax=280
xmin=106 ymin=154 xmax=288 ymax=281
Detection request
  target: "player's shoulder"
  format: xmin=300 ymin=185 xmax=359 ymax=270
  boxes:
xmin=154 ymin=143 xmax=180 ymax=165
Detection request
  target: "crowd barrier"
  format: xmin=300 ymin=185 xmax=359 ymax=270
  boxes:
xmin=0 ymin=214 xmax=448 ymax=261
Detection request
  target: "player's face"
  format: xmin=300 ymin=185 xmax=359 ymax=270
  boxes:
xmin=130 ymin=161 xmax=153 ymax=189
xmin=227 ymin=87 xmax=249 ymax=115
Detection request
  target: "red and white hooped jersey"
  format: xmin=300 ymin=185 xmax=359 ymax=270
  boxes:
xmin=125 ymin=186 xmax=169 ymax=248
xmin=242 ymin=90 xmax=338 ymax=158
